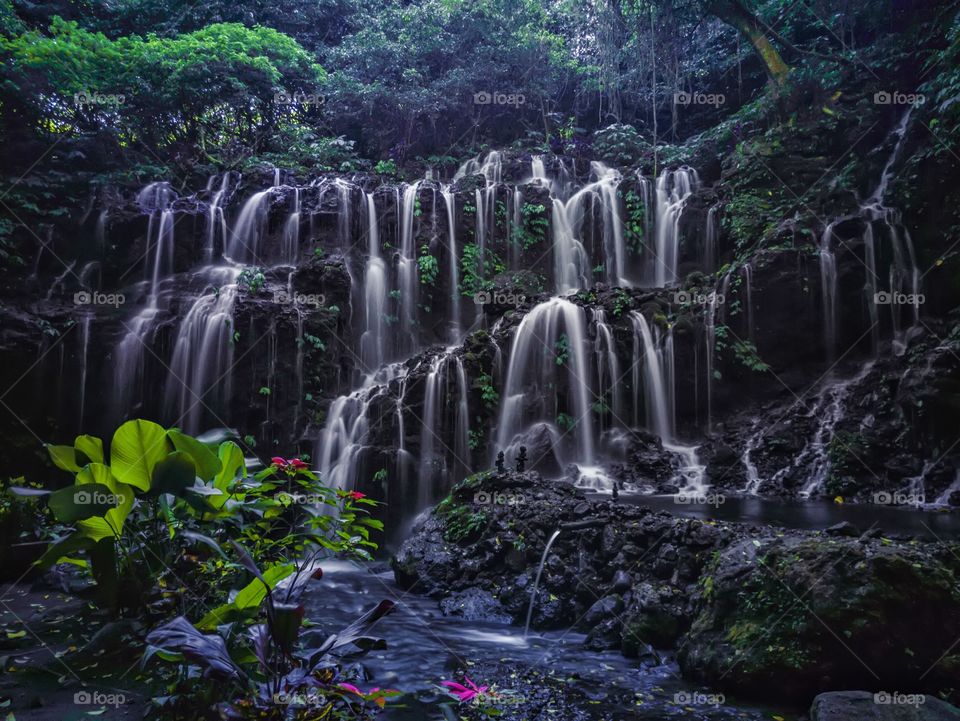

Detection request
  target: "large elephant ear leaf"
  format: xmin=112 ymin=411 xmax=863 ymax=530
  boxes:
xmin=168 ymin=429 xmax=221 ymax=481
xmin=47 ymin=483 xmax=116 ymax=523
xmin=110 ymin=419 xmax=169 ymax=491
xmin=45 ymin=444 xmax=80 ymax=472
xmin=150 ymin=451 xmax=197 ymax=496
xmin=74 ymin=435 xmax=104 ymax=465
xmin=144 ymin=616 xmax=245 ymax=681
xmin=75 ymin=463 xmax=135 ymax=542
xmin=308 ymin=599 xmax=394 ymax=666
xmin=215 ymin=441 xmax=246 ymax=489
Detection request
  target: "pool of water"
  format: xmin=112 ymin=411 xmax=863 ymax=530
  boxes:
xmin=597 ymin=493 xmax=960 ymax=538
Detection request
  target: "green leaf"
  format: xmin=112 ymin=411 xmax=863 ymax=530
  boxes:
xmin=35 ymin=533 xmax=94 ymax=569
xmin=110 ymin=419 xmax=169 ymax=491
xmin=75 ymin=464 xmax=136 ymax=542
xmin=215 ymin=441 xmax=246 ymax=489
xmin=168 ymin=429 xmax=221 ymax=480
xmin=47 ymin=483 xmax=116 ymax=523
xmin=46 ymin=444 xmax=80 ymax=472
xmin=74 ymin=435 xmax=104 ymax=465
xmin=150 ymin=451 xmax=197 ymax=496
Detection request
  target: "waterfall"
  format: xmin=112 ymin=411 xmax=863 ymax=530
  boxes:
xmin=592 ymin=309 xmax=623 ymax=426
xmin=138 ymin=182 xmax=176 ymax=302
xmin=164 ymin=266 xmax=241 ymax=433
xmin=934 ymin=470 xmax=960 ymax=506
xmin=704 ymin=204 xmax=719 ymax=272
xmin=495 ymin=298 xmax=595 ymax=468
xmin=703 ymin=291 xmax=721 ymax=433
xmin=631 ymin=311 xmax=706 ymax=494
xmin=650 ymin=167 xmax=698 ymax=287
xmin=741 ymin=263 xmax=754 ymax=341
xmin=228 ymin=189 xmax=272 ymax=264
xmin=441 ymin=189 xmax=462 ymax=342
xmin=281 ymin=186 xmax=301 ymax=265
xmin=205 ymin=173 xmax=230 ymax=262
xmin=549 ymin=163 xmax=625 ymax=293
xmin=78 ymin=313 xmax=92 ymax=427
xmin=398 ymin=181 xmax=421 ymax=351
xmin=740 ymin=420 xmax=764 ymax=493
xmin=360 ymin=192 xmax=388 ymax=372
xmin=819 ymin=222 xmax=839 ymax=362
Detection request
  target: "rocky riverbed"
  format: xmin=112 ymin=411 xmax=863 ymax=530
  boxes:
xmin=394 ymin=469 xmax=960 ymax=710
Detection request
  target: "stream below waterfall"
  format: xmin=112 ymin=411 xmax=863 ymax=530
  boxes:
xmin=308 ymin=562 xmax=793 ymax=720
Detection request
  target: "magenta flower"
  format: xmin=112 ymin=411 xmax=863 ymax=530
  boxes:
xmin=440 ymin=677 xmax=488 ymax=703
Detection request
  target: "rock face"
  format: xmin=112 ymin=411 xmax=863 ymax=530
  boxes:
xmin=810 ymin=691 xmax=960 ymax=721
xmin=678 ymin=535 xmax=960 ymax=702
xmin=394 ymin=469 xmax=960 ymax=704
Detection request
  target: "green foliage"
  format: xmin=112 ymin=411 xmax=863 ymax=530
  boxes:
xmin=375 ymin=158 xmax=399 ymax=175
xmin=1 ymin=17 xmax=325 ymax=164
xmin=553 ymin=333 xmax=570 ymax=366
xmin=622 ymin=188 xmax=647 ymax=254
xmin=459 ymin=243 xmax=504 ymax=298
xmin=418 ymin=244 xmax=439 ymax=285
xmin=475 ymin=373 xmax=499 ymax=409
xmin=237 ymin=266 xmax=266 ymax=293
xmin=510 ymin=202 xmax=549 ymax=250
xmin=731 ymin=339 xmax=770 ymax=372
xmin=593 ymin=124 xmax=648 ymax=165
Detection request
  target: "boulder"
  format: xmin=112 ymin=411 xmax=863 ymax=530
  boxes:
xmin=810 ymin=691 xmax=960 ymax=721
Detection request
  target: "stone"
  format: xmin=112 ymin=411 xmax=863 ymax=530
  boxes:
xmin=810 ymin=691 xmax=960 ymax=721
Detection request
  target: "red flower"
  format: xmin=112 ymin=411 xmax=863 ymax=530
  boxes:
xmin=290 ymin=458 xmax=308 ymax=470
xmin=347 ymin=491 xmax=366 ymax=500
xmin=271 ymin=456 xmax=287 ymax=467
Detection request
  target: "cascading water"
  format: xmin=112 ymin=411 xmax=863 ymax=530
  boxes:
xmin=650 ymin=167 xmax=698 ymax=287
xmin=495 ymin=298 xmax=595 ymax=473
xmin=631 ymin=311 xmax=707 ymax=494
xmin=360 ymin=192 xmax=388 ymax=373
xmin=164 ymin=266 xmax=241 ymax=433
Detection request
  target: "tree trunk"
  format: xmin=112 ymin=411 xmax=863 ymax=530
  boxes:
xmin=708 ymin=0 xmax=790 ymax=87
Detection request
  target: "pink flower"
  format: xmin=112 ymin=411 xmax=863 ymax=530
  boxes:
xmin=338 ymin=683 xmax=362 ymax=695
xmin=271 ymin=456 xmax=288 ymax=467
xmin=440 ymin=677 xmax=488 ymax=703
xmin=347 ymin=491 xmax=366 ymax=500
xmin=290 ymin=458 xmax=308 ymax=470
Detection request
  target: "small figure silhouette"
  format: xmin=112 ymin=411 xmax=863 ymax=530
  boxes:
xmin=496 ymin=451 xmax=505 ymax=473
xmin=516 ymin=446 xmax=527 ymax=472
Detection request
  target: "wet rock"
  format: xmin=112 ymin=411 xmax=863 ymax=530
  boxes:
xmin=810 ymin=691 xmax=960 ymax=720
xmin=825 ymin=521 xmax=860 ymax=537
xmin=439 ymin=588 xmax=512 ymax=623
xmin=678 ymin=536 xmax=960 ymax=702
xmin=582 ymin=595 xmax=623 ymax=628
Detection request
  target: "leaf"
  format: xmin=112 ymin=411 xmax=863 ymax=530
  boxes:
xmin=110 ymin=420 xmax=169 ymax=492
xmin=45 ymin=444 xmax=79 ymax=472
xmin=75 ymin=464 xmax=136 ymax=542
xmin=168 ymin=430 xmax=221 ymax=480
xmin=74 ymin=435 xmax=104 ymax=465
xmin=47 ymin=484 xmax=116 ymax=523
xmin=35 ymin=533 xmax=94 ymax=569
xmin=308 ymin=599 xmax=394 ymax=665
xmin=181 ymin=530 xmax=227 ymax=559
xmin=7 ymin=487 xmax=51 ymax=497
xmin=144 ymin=617 xmax=245 ymax=680
xmin=150 ymin=451 xmax=197 ymax=496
